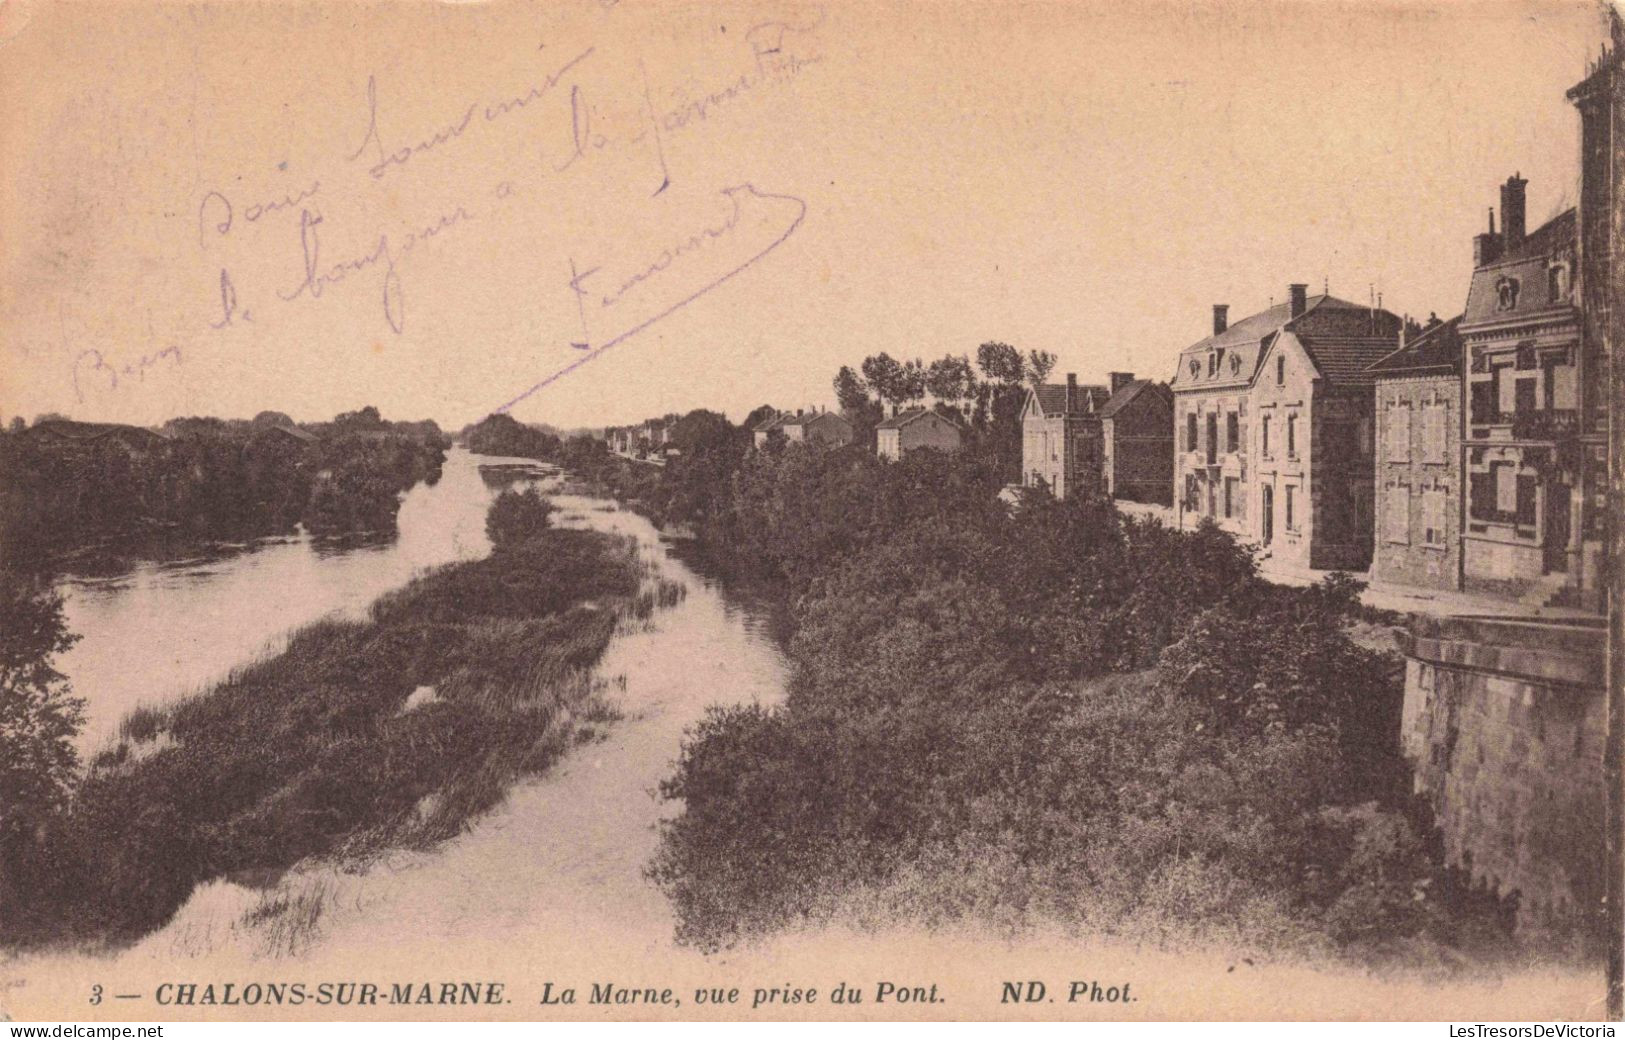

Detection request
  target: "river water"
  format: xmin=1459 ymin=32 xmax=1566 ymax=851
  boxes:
xmin=53 ymin=448 xmax=790 ymax=755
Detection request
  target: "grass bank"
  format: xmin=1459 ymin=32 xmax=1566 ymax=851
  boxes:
xmin=3 ymin=495 xmax=646 ymax=949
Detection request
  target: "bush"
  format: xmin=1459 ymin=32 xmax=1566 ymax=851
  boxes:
xmin=485 ymin=487 xmax=555 ymax=551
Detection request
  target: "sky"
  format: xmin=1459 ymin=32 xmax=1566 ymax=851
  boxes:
xmin=0 ymin=0 xmax=1614 ymax=430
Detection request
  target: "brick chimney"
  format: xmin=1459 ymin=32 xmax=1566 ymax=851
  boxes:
xmin=1500 ymin=173 xmax=1527 ymax=253
xmin=1212 ymin=304 xmax=1229 ymax=335
xmin=1109 ymin=371 xmax=1135 ymax=395
xmin=1288 ymin=283 xmax=1308 ymax=319
xmin=1473 ymin=208 xmax=1502 ymax=268
xmin=1065 ymin=372 xmax=1076 ymax=412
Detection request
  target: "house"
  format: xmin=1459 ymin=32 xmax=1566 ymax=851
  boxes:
xmin=1098 ymin=378 xmax=1174 ymax=504
xmin=1171 ymin=285 xmax=1401 ymax=570
xmin=1368 ymin=315 xmax=1464 ymax=591
xmin=258 ymin=424 xmax=320 ymax=448
xmin=22 ymin=419 xmax=171 ymax=454
xmin=1019 ymin=374 xmax=1110 ymax=498
xmin=752 ymin=408 xmax=853 ymax=450
xmin=876 ymin=407 xmax=963 ymax=461
xmin=1458 ymin=175 xmax=1604 ymax=607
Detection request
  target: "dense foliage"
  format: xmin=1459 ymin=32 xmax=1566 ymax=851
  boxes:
xmin=0 ymin=410 xmax=447 ymax=571
xmin=513 ymin=397 xmax=1520 ymax=967
xmin=462 ymin=413 xmax=563 ymax=460
xmin=0 ymin=497 xmax=641 ymax=948
xmin=0 ymin=575 xmax=84 ymax=918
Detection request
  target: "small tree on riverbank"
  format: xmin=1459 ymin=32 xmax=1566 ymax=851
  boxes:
xmin=0 ymin=572 xmax=83 ymax=924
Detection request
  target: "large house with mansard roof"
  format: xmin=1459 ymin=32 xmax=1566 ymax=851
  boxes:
xmin=1170 ymin=284 xmax=1402 ymax=570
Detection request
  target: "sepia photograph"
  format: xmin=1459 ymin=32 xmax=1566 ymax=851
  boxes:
xmin=0 ymin=0 xmax=1620 ymax=1025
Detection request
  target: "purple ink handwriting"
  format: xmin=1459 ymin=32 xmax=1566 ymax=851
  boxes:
xmin=496 ymin=182 xmax=807 ymax=414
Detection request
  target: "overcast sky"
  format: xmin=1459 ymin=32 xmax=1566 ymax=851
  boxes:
xmin=1 ymin=0 xmax=1612 ymax=430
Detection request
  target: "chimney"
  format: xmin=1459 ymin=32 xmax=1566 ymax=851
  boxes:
xmin=1065 ymin=372 xmax=1076 ymax=412
xmin=1212 ymin=304 xmax=1229 ymax=335
xmin=1109 ymin=371 xmax=1135 ymax=395
xmin=1473 ymin=207 xmax=1502 ymax=267
xmin=1500 ymin=173 xmax=1527 ymax=253
xmin=1288 ymin=283 xmax=1308 ymax=319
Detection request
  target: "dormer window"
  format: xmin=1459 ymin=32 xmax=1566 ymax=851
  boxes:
xmin=1548 ymin=263 xmax=1569 ymax=303
xmin=1496 ymin=275 xmax=1520 ymax=312
xmin=1276 ymin=356 xmax=1285 ymax=385
xmin=1207 ymin=353 xmax=1217 ymax=377
xmin=1229 ymin=353 xmax=1241 ymax=376
xmin=1189 ymin=358 xmax=1200 ymax=378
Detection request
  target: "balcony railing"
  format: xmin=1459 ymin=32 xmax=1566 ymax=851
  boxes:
xmin=1511 ymin=409 xmax=1579 ymax=441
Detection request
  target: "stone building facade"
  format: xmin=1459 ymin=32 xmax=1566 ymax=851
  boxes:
xmin=1172 ymin=287 xmax=1399 ymax=570
xmin=1369 ymin=316 xmax=1464 ymax=591
xmin=1098 ymin=379 xmax=1174 ymax=504
xmin=875 ymin=407 xmax=963 ymax=461
xmin=1019 ymin=374 xmax=1112 ymax=498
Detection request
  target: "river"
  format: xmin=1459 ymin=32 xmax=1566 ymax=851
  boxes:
xmin=53 ymin=448 xmax=791 ymax=756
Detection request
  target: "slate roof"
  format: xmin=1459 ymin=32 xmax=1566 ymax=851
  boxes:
xmin=1029 ymin=382 xmax=1109 ymax=418
xmin=1097 ymin=379 xmax=1169 ymax=419
xmin=1462 ymin=209 xmax=1578 ymax=328
xmin=876 ymin=407 xmax=962 ymax=430
xmin=1172 ymin=295 xmax=1402 ymax=391
xmin=1366 ymin=316 xmax=1464 ymax=378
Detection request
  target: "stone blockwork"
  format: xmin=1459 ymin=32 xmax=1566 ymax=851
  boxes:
xmin=1395 ymin=615 xmax=1606 ymax=938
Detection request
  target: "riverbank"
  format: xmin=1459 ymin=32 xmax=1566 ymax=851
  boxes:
xmin=2 ymin=506 xmax=646 ymax=950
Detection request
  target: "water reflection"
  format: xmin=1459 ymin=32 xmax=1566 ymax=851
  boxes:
xmin=54 ymin=450 xmax=792 ymax=757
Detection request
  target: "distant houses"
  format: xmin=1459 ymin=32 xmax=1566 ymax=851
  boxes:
xmin=20 ymin=419 xmax=171 ymax=453
xmin=876 ymin=407 xmax=962 ymax=461
xmin=1019 ymin=371 xmax=1172 ymax=503
xmin=752 ymin=408 xmax=854 ymax=450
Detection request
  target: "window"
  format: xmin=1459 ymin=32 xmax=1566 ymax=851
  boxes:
xmin=1516 ymin=474 xmax=1537 ymax=527
xmin=1496 ymin=463 xmax=1517 ymax=513
xmin=1285 ymin=486 xmax=1298 ymax=531
xmin=1186 ymin=412 xmax=1198 ymax=452
xmin=1276 ymin=356 xmax=1286 ymax=385
xmin=1286 ymin=413 xmax=1298 ymax=457
xmin=1226 ymin=412 xmax=1239 ymax=454
xmin=1386 ymin=403 xmax=1410 ymax=463
xmin=1261 ymin=415 xmax=1272 ymax=456
xmin=1223 ymin=477 xmax=1237 ymax=518
xmin=1205 ymin=414 xmax=1218 ymax=464
xmin=1422 ymin=404 xmax=1446 ymax=464
xmin=1470 ymin=380 xmax=1497 ymax=424
xmin=1514 ymin=377 xmax=1537 ymax=415
xmin=1423 ymin=487 xmax=1447 ymax=547
xmin=1207 ymin=353 xmax=1217 ymax=377
xmin=1548 ymin=264 xmax=1567 ymax=302
xmin=1385 ymin=484 xmax=1410 ymax=544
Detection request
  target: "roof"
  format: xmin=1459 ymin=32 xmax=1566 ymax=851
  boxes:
xmin=1097 ymin=379 xmax=1170 ymax=419
xmin=1029 ymin=382 xmax=1109 ymax=418
xmin=1366 ymin=316 xmax=1464 ymax=378
xmin=24 ymin=420 xmax=170 ymax=443
xmin=876 ymin=407 xmax=962 ymax=430
xmin=1462 ymin=209 xmax=1578 ymax=328
xmin=778 ymin=410 xmax=849 ymax=430
xmin=263 ymin=424 xmax=320 ymax=443
xmin=1172 ymin=294 xmax=1402 ymax=392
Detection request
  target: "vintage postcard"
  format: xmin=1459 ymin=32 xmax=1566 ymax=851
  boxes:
xmin=0 ymin=0 xmax=1620 ymax=1024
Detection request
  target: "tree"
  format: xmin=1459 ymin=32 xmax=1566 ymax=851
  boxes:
xmin=833 ymin=366 xmax=870 ymax=414
xmin=485 ymin=487 xmax=555 ymax=550
xmin=898 ymin=359 xmax=927 ymax=405
xmin=925 ymin=355 xmax=975 ymax=404
xmin=1025 ymin=350 xmax=1058 ymax=388
xmin=976 ymin=342 xmax=1024 ymax=386
xmin=251 ymin=411 xmax=295 ymax=428
xmin=860 ymin=354 xmax=906 ymax=407
xmin=6 ymin=417 xmax=24 ymax=435
xmin=0 ymin=574 xmax=84 ymax=911
xmin=333 ymin=405 xmax=384 ymax=430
